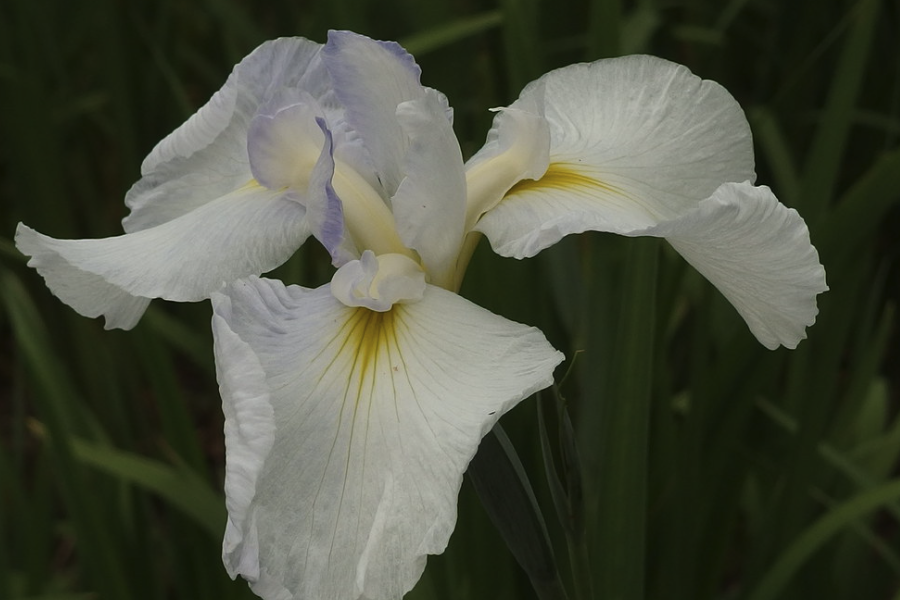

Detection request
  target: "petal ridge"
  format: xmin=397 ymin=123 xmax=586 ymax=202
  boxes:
xmin=645 ymin=182 xmax=827 ymax=349
xmin=475 ymin=54 xmax=756 ymax=259
xmin=212 ymin=277 xmax=562 ymax=599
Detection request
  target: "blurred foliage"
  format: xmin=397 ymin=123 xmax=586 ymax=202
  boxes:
xmin=0 ymin=0 xmax=898 ymax=599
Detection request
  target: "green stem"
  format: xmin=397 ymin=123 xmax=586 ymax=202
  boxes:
xmin=594 ymin=237 xmax=658 ymax=600
xmin=568 ymin=534 xmax=595 ymax=600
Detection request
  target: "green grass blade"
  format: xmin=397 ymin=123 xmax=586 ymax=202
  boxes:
xmin=747 ymin=478 xmax=900 ymax=600
xmin=400 ymin=11 xmax=503 ymax=57
xmin=63 ymin=434 xmax=225 ymax=539
xmin=0 ymin=268 xmax=132 ymax=599
xmin=816 ymin=147 xmax=900 ymax=261
xmin=799 ymin=0 xmax=879 ymax=220
xmin=499 ymin=0 xmax=543 ymax=92
xmin=747 ymin=108 xmax=801 ymax=204
xmin=594 ymin=237 xmax=658 ymax=600
xmin=468 ymin=424 xmax=568 ymax=600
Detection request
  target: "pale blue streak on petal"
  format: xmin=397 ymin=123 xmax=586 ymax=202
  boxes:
xmin=246 ymin=89 xmax=327 ymax=190
xmin=126 ymin=38 xmax=326 ymax=232
xmin=309 ymin=118 xmax=357 ymax=265
xmin=323 ymin=30 xmax=426 ymax=197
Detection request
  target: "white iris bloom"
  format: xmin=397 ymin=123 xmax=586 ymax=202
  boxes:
xmin=15 ymin=30 xmax=826 ymax=600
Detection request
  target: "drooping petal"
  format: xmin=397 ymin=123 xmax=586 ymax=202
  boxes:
xmin=124 ymin=37 xmax=327 ymax=232
xmin=392 ymin=89 xmax=467 ymax=287
xmin=15 ymin=185 xmax=309 ymax=329
xmin=211 ymin=277 xmax=563 ymax=600
xmin=213 ymin=292 xmax=277 ymax=582
xmin=474 ymin=55 xmax=756 ymax=259
xmin=323 ymin=30 xmax=429 ymax=197
xmin=643 ymin=182 xmax=827 ymax=349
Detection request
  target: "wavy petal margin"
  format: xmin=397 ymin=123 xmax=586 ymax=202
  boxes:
xmin=15 ymin=186 xmax=308 ymax=329
xmin=125 ymin=37 xmax=326 ymax=232
xmin=642 ymin=182 xmax=828 ymax=349
xmin=323 ymin=30 xmax=427 ymax=197
xmin=211 ymin=277 xmax=562 ymax=600
xmin=475 ymin=54 xmax=755 ymax=259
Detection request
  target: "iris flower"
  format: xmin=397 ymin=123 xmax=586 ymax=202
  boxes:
xmin=16 ymin=30 xmax=826 ymax=600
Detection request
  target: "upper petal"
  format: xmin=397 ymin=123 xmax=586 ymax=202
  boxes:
xmin=391 ymin=90 xmax=467 ymax=286
xmin=124 ymin=37 xmax=326 ymax=232
xmin=15 ymin=185 xmax=309 ymax=329
xmin=322 ymin=31 xmax=429 ymax=197
xmin=247 ymin=90 xmax=328 ymax=191
xmin=211 ymin=277 xmax=563 ymax=600
xmin=245 ymin=92 xmax=357 ymax=265
xmin=643 ymin=182 xmax=827 ymax=349
xmin=474 ymin=55 xmax=755 ymax=259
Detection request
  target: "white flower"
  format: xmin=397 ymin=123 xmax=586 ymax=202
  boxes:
xmin=15 ymin=30 xmax=826 ymax=600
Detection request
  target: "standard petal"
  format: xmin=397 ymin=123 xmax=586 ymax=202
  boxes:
xmin=246 ymin=92 xmax=356 ymax=264
xmin=474 ymin=55 xmax=756 ymax=259
xmin=323 ymin=31 xmax=429 ymax=197
xmin=124 ymin=37 xmax=326 ymax=232
xmin=247 ymin=90 xmax=328 ymax=191
xmin=212 ymin=277 xmax=563 ymax=600
xmin=643 ymin=182 xmax=827 ymax=349
xmin=392 ymin=89 xmax=467 ymax=286
xmin=15 ymin=185 xmax=309 ymax=328
xmin=464 ymin=94 xmax=551 ymax=231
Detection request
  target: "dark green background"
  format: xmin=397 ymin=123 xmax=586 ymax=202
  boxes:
xmin=1 ymin=0 xmax=898 ymax=598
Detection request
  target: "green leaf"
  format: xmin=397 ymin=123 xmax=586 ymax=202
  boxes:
xmin=538 ymin=391 xmax=593 ymax=600
xmin=594 ymin=237 xmax=658 ymax=600
xmin=799 ymin=0 xmax=879 ymax=220
xmin=747 ymin=478 xmax=900 ymax=600
xmin=747 ymin=108 xmax=801 ymax=204
xmin=468 ymin=424 xmax=569 ymax=600
xmin=400 ymin=11 xmax=503 ymax=57
xmin=0 ymin=268 xmax=131 ymax=599
xmin=816 ymin=147 xmax=900 ymax=261
xmin=56 ymin=434 xmax=225 ymax=539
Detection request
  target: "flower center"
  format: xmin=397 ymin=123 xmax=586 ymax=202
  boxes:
xmin=331 ymin=160 xmax=414 ymax=260
xmin=331 ymin=251 xmax=425 ymax=312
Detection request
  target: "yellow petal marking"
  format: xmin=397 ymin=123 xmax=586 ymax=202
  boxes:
xmin=311 ymin=306 xmax=400 ymax=565
xmin=505 ymin=162 xmax=626 ymax=199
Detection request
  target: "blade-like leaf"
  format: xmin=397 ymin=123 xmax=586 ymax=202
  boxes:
xmin=468 ymin=424 xmax=569 ymax=600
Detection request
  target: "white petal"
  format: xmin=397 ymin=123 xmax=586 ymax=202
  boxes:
xmin=211 ymin=277 xmax=563 ymax=600
xmin=643 ymin=182 xmax=827 ymax=349
xmin=124 ymin=38 xmax=326 ymax=232
xmin=464 ymin=96 xmax=551 ymax=231
xmin=15 ymin=185 xmax=309 ymax=328
xmin=392 ymin=90 xmax=467 ymax=286
xmin=322 ymin=31 xmax=428 ymax=197
xmin=212 ymin=292 xmax=276 ymax=582
xmin=11 ymin=227 xmax=151 ymax=329
xmin=475 ymin=55 xmax=755 ymax=259
xmin=330 ymin=251 xmax=426 ymax=312
xmin=245 ymin=94 xmax=355 ymax=264
xmin=247 ymin=91 xmax=327 ymax=191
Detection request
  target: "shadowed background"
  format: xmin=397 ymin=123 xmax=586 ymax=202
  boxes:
xmin=1 ymin=0 xmax=898 ymax=598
